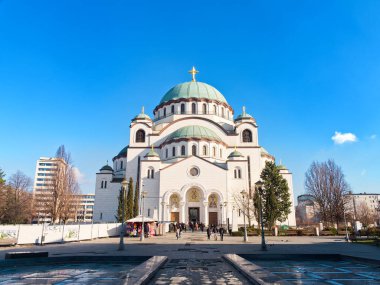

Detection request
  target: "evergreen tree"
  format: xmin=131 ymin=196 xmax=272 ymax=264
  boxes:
xmin=133 ymin=180 xmax=140 ymax=217
xmin=126 ymin=177 xmax=134 ymax=219
xmin=115 ymin=187 xmax=125 ymax=222
xmin=254 ymin=161 xmax=291 ymax=229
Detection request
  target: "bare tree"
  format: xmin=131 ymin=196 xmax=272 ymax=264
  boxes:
xmin=234 ymin=192 xmax=256 ymax=226
xmin=44 ymin=145 xmax=80 ymax=224
xmin=356 ymin=202 xmax=376 ymax=228
xmin=0 ymin=171 xmax=33 ymax=224
xmin=305 ymin=160 xmax=350 ymax=227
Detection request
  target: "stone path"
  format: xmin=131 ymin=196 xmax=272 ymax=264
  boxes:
xmin=148 ymin=231 xmax=251 ymax=284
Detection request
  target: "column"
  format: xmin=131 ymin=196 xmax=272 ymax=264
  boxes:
xmin=180 ymin=202 xmax=186 ymax=223
xmin=203 ymin=202 xmax=209 ymax=226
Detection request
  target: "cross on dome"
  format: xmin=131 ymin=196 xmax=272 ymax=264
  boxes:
xmin=188 ymin=66 xmax=199 ymax=82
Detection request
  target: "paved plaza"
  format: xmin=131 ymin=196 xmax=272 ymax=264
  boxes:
xmin=1 ymin=231 xmax=379 ymax=284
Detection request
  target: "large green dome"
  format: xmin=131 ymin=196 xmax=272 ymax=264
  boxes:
xmin=165 ymin=125 xmax=222 ymax=143
xmin=159 ymin=81 xmax=228 ymax=105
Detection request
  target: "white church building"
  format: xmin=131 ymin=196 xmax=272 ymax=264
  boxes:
xmin=93 ymin=68 xmax=296 ymax=230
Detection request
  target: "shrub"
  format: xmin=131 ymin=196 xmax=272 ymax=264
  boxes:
xmin=232 ymin=231 xmax=244 ymax=236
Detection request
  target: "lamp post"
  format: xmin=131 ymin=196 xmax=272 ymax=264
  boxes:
xmin=343 ymin=202 xmax=350 ymax=242
xmin=223 ymin=201 xmax=227 ymax=231
xmin=255 ymin=180 xmax=267 ymax=251
xmin=232 ymin=205 xmax=235 ymax=234
xmin=220 ymin=204 xmax=223 ymax=227
xmin=118 ymin=178 xmax=128 ymax=251
xmin=140 ymin=191 xmax=148 ymax=241
xmin=240 ymin=190 xmax=248 ymax=242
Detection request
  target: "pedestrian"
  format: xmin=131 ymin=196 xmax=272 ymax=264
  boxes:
xmin=213 ymin=227 xmax=218 ymax=241
xmin=206 ymin=227 xmax=211 ymax=240
xmin=176 ymin=227 xmax=180 ymax=240
xmin=219 ymin=227 xmax=225 ymax=241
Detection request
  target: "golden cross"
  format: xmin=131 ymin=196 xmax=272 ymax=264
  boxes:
xmin=188 ymin=66 xmax=199 ymax=82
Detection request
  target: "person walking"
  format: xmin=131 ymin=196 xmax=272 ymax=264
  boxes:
xmin=213 ymin=227 xmax=218 ymax=241
xmin=219 ymin=227 xmax=225 ymax=241
xmin=206 ymin=227 xmax=211 ymax=240
xmin=176 ymin=227 xmax=180 ymax=240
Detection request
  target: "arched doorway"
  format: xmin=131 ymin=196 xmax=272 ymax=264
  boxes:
xmin=208 ymin=193 xmax=219 ymax=226
xmin=186 ymin=188 xmax=204 ymax=223
xmin=169 ymin=193 xmax=180 ymax=223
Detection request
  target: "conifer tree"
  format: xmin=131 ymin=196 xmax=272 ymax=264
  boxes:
xmin=254 ymin=161 xmax=291 ymax=229
xmin=133 ymin=180 xmax=140 ymax=217
xmin=115 ymin=187 xmax=125 ymax=222
xmin=126 ymin=177 xmax=134 ymax=219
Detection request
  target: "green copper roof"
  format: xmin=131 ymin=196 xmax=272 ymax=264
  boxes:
xmin=100 ymin=165 xmax=113 ymax=171
xmin=228 ymin=150 xmax=243 ymax=158
xmin=159 ymin=81 xmax=228 ymax=105
xmin=118 ymin=146 xmax=128 ymax=157
xmin=165 ymin=126 xmax=222 ymax=143
xmin=278 ymin=164 xmax=287 ymax=170
xmin=145 ymin=149 xmax=159 ymax=157
xmin=134 ymin=113 xmax=151 ymax=120
xmin=235 ymin=106 xmax=254 ymax=121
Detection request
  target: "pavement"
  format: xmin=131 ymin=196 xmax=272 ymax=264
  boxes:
xmin=1 ymin=231 xmax=379 ymax=284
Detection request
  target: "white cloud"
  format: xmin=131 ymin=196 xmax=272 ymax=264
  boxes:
xmin=370 ymin=134 xmax=377 ymax=140
xmin=331 ymin=131 xmax=357 ymax=144
xmin=72 ymin=167 xmax=85 ymax=184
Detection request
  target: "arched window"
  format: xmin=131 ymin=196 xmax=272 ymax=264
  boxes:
xmin=242 ymin=129 xmax=252 ymax=142
xmin=120 ymin=161 xmax=123 ymax=169
xmin=163 ymin=108 xmax=166 ymax=117
xmin=234 ymin=167 xmax=242 ymax=179
xmin=181 ymin=145 xmax=185 ymax=156
xmin=181 ymin=104 xmax=185 ymax=114
xmin=165 ymin=149 xmax=168 ymax=158
xmin=101 ymin=181 xmax=104 ymax=188
xmin=213 ymin=147 xmax=216 ymax=157
xmin=202 ymin=103 xmax=207 ymax=114
xmin=148 ymin=208 xmax=151 ymax=217
xmin=171 ymin=105 xmax=175 ymax=114
xmin=213 ymin=105 xmax=217 ymax=115
xmin=203 ymin=145 xmax=207 ymax=156
xmin=172 ymin=147 xmax=176 ymax=157
xmin=221 ymin=107 xmax=225 ymax=118
xmin=104 ymin=181 xmax=107 ymax=188
xmin=191 ymin=103 xmax=196 ymax=114
xmin=192 ymin=145 xmax=197 ymax=156
xmin=136 ymin=129 xmax=145 ymax=143
xmin=220 ymin=149 xmax=222 ymax=158
xmin=147 ymin=168 xmax=154 ymax=179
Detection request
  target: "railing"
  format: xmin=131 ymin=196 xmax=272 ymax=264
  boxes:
xmin=153 ymin=111 xmax=233 ymax=122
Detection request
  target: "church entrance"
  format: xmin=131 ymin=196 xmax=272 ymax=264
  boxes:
xmin=171 ymin=212 xmax=179 ymax=223
xmin=209 ymin=212 xmax=218 ymax=226
xmin=188 ymin=207 xmax=199 ymax=223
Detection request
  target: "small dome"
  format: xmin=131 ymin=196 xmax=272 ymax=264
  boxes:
xmin=118 ymin=146 xmax=128 ymax=157
xmin=145 ymin=149 xmax=159 ymax=157
xmin=132 ymin=106 xmax=151 ymax=121
xmin=159 ymin=81 xmax=228 ymax=105
xmin=228 ymin=150 xmax=243 ymax=159
xmin=235 ymin=106 xmax=254 ymax=121
xmin=165 ymin=126 xmax=222 ymax=144
xmin=100 ymin=165 xmax=113 ymax=172
xmin=278 ymin=164 xmax=287 ymax=170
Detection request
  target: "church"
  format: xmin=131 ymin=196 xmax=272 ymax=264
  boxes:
xmin=93 ymin=67 xmax=296 ymax=231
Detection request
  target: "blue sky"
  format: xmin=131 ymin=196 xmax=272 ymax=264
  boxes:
xmin=0 ymin=1 xmax=379 ymax=198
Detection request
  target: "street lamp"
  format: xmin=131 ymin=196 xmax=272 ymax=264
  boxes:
xmin=140 ymin=191 xmax=148 ymax=241
xmin=343 ymin=202 xmax=350 ymax=242
xmin=240 ymin=190 xmax=248 ymax=242
xmin=255 ymin=180 xmax=267 ymax=251
xmin=118 ymin=178 xmax=128 ymax=251
xmin=220 ymin=204 xmax=223 ymax=227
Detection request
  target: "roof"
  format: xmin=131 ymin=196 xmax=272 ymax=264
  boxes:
xmin=100 ymin=165 xmax=113 ymax=171
xmin=235 ymin=106 xmax=254 ymax=121
xmin=117 ymin=146 xmax=128 ymax=157
xmin=159 ymin=81 xmax=228 ymax=105
xmin=277 ymin=164 xmax=287 ymax=170
xmin=228 ymin=150 xmax=243 ymax=158
xmin=145 ymin=149 xmax=159 ymax=157
xmin=165 ymin=125 xmax=222 ymax=144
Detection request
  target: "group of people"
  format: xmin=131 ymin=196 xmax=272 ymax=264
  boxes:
xmin=206 ymin=225 xmax=225 ymax=241
xmin=171 ymin=221 xmax=226 ymax=241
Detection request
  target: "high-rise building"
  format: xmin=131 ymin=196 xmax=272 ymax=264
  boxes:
xmin=32 ymin=157 xmax=67 ymax=223
xmin=73 ymin=194 xmax=95 ymax=222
